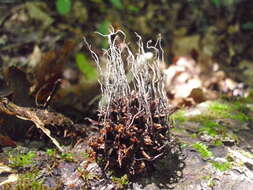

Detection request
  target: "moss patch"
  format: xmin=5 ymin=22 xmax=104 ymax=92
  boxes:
xmin=207 ymin=101 xmax=249 ymax=122
xmin=8 ymin=150 xmax=36 ymax=168
xmin=192 ymin=142 xmax=213 ymax=159
xmin=171 ymin=100 xmax=250 ymax=123
xmin=170 ymin=110 xmax=187 ymax=123
xmin=210 ymin=160 xmax=232 ymax=172
xmin=15 ymin=171 xmax=45 ymax=190
xmin=198 ymin=120 xmax=224 ymax=137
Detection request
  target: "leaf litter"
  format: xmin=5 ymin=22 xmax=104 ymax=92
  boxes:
xmin=0 ymin=1 xmax=253 ymax=189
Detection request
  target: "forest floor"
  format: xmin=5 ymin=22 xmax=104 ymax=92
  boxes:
xmin=1 ymin=99 xmax=253 ymax=190
xmin=1 ymin=1 xmax=253 ymax=190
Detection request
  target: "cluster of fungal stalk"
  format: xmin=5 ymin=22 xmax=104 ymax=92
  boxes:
xmin=86 ymin=29 xmax=174 ymax=176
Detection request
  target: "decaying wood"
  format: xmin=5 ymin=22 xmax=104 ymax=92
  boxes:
xmin=0 ymin=97 xmax=77 ymax=152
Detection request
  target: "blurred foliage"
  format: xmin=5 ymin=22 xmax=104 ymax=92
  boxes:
xmin=211 ymin=0 xmax=221 ymax=7
xmin=211 ymin=0 xmax=237 ymax=7
xmin=56 ymin=0 xmax=72 ymax=15
xmin=171 ymin=100 xmax=250 ymax=123
xmin=109 ymin=0 xmax=123 ymax=10
xmin=241 ymin=22 xmax=253 ymax=31
xmin=2 ymin=0 xmax=253 ymax=86
xmin=26 ymin=2 xmax=53 ymax=29
xmin=98 ymin=20 xmax=110 ymax=35
xmin=98 ymin=20 xmax=111 ymax=48
xmin=75 ymin=53 xmax=97 ymax=81
xmin=4 ymin=0 xmax=252 ymax=63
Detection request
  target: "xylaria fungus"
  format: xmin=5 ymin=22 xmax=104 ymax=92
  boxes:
xmin=86 ymin=29 xmax=180 ymax=176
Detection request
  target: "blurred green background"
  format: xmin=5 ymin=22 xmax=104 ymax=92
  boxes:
xmin=0 ymin=0 xmax=253 ymax=87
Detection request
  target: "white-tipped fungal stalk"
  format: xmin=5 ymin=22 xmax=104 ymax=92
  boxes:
xmin=87 ymin=30 xmax=183 ymax=176
xmin=85 ymin=29 xmax=169 ymax=124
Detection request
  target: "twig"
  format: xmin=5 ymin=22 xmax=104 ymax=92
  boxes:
xmin=0 ymin=97 xmax=64 ymax=152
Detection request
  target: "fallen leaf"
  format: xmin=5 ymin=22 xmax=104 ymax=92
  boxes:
xmin=0 ymin=163 xmax=12 ymax=174
xmin=0 ymin=174 xmax=18 ymax=186
xmin=0 ymin=98 xmax=73 ymax=152
xmin=32 ymin=40 xmax=75 ymax=103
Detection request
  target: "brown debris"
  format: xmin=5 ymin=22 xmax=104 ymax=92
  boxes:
xmin=31 ymin=40 xmax=76 ymax=103
xmin=0 ymin=134 xmax=16 ymax=147
xmin=5 ymin=66 xmax=35 ymax=107
xmin=0 ymin=97 xmax=85 ymax=152
xmin=88 ymin=93 xmax=173 ymax=176
xmin=164 ymin=56 xmax=245 ymax=106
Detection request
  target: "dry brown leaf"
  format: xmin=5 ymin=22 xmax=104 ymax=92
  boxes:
xmin=165 ymin=56 xmax=245 ymax=106
xmin=32 ymin=40 xmax=75 ymax=103
xmin=0 ymin=98 xmax=76 ymax=152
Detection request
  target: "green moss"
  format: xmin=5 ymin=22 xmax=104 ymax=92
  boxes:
xmin=207 ymin=101 xmax=249 ymax=122
xmin=60 ymin=152 xmax=74 ymax=162
xmin=170 ymin=100 xmax=247 ymax=146
xmin=15 ymin=170 xmax=45 ymax=190
xmin=45 ymin=148 xmax=74 ymax=162
xmin=77 ymin=167 xmax=97 ymax=184
xmin=187 ymin=115 xmax=208 ymax=122
xmin=45 ymin=148 xmax=56 ymax=157
xmin=170 ymin=110 xmax=187 ymax=123
xmin=198 ymin=120 xmax=222 ymax=137
xmin=210 ymin=160 xmax=231 ymax=172
xmin=171 ymin=127 xmax=188 ymax=136
xmin=212 ymin=139 xmax=223 ymax=146
xmin=192 ymin=142 xmax=213 ymax=159
xmin=231 ymin=101 xmax=248 ymax=112
xmin=199 ymin=120 xmax=229 ymax=137
xmin=190 ymin=133 xmax=198 ymax=138
xmin=8 ymin=151 xmax=36 ymax=168
xmin=111 ymin=174 xmax=129 ymax=189
xmin=171 ymin=100 xmax=250 ymax=126
xmin=197 ymin=119 xmax=238 ymax=144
